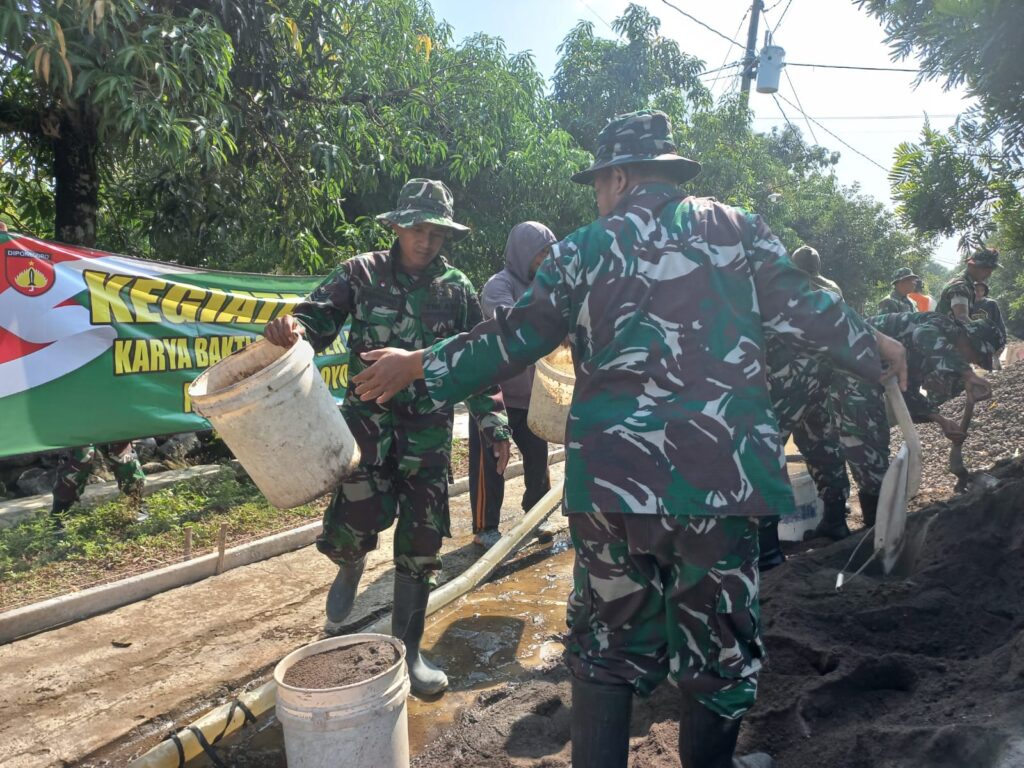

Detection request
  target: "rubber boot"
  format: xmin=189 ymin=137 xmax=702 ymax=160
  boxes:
xmin=812 ymin=489 xmax=850 ymax=541
xmin=393 ymin=571 xmax=448 ymax=696
xmin=858 ymin=491 xmax=879 ymax=529
xmin=571 ymin=677 xmax=633 ymax=768
xmin=324 ymin=556 xmax=365 ymax=632
xmin=757 ymin=517 xmax=785 ymax=572
xmin=49 ymin=497 xmax=74 ymax=535
xmin=679 ymin=693 xmax=774 ymax=768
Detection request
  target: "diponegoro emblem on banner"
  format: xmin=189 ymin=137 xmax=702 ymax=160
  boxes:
xmin=5 ymin=248 xmax=55 ymax=296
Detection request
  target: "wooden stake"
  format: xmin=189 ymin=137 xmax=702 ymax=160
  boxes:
xmin=216 ymin=523 xmax=228 ymax=574
xmin=183 ymin=527 xmax=193 ymax=561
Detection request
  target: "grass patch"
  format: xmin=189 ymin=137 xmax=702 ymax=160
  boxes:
xmin=0 ymin=468 xmax=323 ymax=609
xmin=450 ymin=437 xmax=469 ymax=479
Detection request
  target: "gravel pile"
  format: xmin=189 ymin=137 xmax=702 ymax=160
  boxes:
xmin=892 ymin=361 xmax=1023 ymax=494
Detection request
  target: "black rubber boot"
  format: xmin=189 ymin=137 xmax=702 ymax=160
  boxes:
xmin=812 ymin=489 xmax=850 ymax=541
xmin=571 ymin=677 xmax=633 ymax=768
xmin=393 ymin=571 xmax=448 ymax=696
xmin=324 ymin=556 xmax=365 ymax=631
xmin=858 ymin=491 xmax=880 ymax=529
xmin=49 ymin=497 xmax=74 ymax=535
xmin=757 ymin=517 xmax=785 ymax=572
xmin=679 ymin=693 xmax=774 ymax=768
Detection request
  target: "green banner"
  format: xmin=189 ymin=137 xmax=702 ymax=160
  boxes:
xmin=0 ymin=232 xmax=346 ymax=457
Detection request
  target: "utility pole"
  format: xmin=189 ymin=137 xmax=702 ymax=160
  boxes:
xmin=740 ymin=0 xmax=764 ymax=102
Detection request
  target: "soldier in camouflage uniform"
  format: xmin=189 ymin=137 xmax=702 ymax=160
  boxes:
xmin=937 ymin=247 xmax=999 ymax=322
xmin=264 ymin=179 xmax=511 ymax=697
xmin=878 ymin=267 xmax=919 ymax=315
xmin=791 ymin=245 xmax=842 ymax=295
xmin=834 ymin=312 xmax=1000 ymax=525
xmin=350 ymin=111 xmax=907 ymax=768
xmin=50 ymin=442 xmax=146 ymax=528
xmin=761 ymin=247 xmax=853 ymax=555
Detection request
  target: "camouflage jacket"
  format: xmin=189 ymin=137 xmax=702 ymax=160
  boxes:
xmin=936 ymin=270 xmax=977 ymax=318
xmin=419 ymin=184 xmax=881 ymax=518
xmin=867 ymin=312 xmax=970 ymax=421
xmin=293 ymin=244 xmax=509 ymax=472
xmin=878 ymin=291 xmax=915 ymax=315
xmin=810 ymin=274 xmax=843 ymax=296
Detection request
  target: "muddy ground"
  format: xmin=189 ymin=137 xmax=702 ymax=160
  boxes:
xmin=413 ymin=459 xmax=1024 ymax=768
xmin=0 ymin=465 xmax=566 ymax=768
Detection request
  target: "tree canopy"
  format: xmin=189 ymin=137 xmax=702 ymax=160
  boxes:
xmin=858 ymin=0 xmax=1024 ymax=334
xmin=0 ymin=1 xmax=934 ymax=309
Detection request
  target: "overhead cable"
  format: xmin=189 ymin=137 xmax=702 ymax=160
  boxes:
xmin=659 ymin=0 xmax=744 ymax=49
xmin=775 ymin=92 xmax=890 ymax=172
xmin=787 ymin=62 xmax=921 ymax=73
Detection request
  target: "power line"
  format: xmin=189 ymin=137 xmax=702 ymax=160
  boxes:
xmin=659 ymin=0 xmax=744 ymax=49
xmin=699 ymin=61 xmax=743 ymax=78
xmin=710 ymin=8 xmax=750 ymax=92
xmin=773 ymin=0 xmax=796 ymax=33
xmin=577 ymin=0 xmax=617 ymax=34
xmin=780 ymin=65 xmax=818 ymax=143
xmin=772 ymin=93 xmax=797 ymax=132
xmin=775 ymin=91 xmax=890 ymax=172
xmin=751 ymin=114 xmax=958 ymax=121
xmin=787 ymin=62 xmax=921 ymax=73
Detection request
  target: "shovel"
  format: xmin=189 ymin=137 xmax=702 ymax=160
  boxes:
xmin=948 ymin=390 xmax=998 ymax=493
xmin=836 ymin=377 xmax=921 ymax=587
xmin=874 ymin=376 xmax=922 ymax=575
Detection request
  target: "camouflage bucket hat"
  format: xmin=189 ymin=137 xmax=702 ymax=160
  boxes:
xmin=962 ymin=317 xmax=1003 ymax=370
xmin=376 ymin=178 xmax=471 ymax=241
xmin=968 ymin=247 xmax=1000 ymax=268
xmin=891 ymin=266 xmax=920 ymax=283
xmin=571 ymin=109 xmax=702 ymax=185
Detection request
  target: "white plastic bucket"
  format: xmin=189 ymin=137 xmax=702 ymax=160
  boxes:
xmin=527 ymin=349 xmax=575 ymax=445
xmin=188 ymin=338 xmax=359 ymax=508
xmin=778 ymin=468 xmax=823 ymax=542
xmin=274 ymin=633 xmax=410 ymax=768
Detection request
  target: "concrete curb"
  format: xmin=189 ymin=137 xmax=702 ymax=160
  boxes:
xmin=0 ymin=450 xmax=566 ymax=644
xmin=449 ymin=447 xmax=564 ymax=496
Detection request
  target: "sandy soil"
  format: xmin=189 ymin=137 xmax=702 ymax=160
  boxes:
xmin=413 ymin=459 xmax=1024 ymax=768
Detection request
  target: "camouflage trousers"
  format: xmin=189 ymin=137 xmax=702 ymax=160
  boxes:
xmin=831 ymin=376 xmax=890 ymax=496
xmin=315 ymin=460 xmax=451 ymax=583
xmin=770 ymin=358 xmax=848 ymax=498
xmin=566 ymin=512 xmax=764 ymax=720
xmin=53 ymin=442 xmax=146 ymax=507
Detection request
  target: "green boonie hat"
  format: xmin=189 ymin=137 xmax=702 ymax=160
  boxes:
xmin=968 ymin=247 xmax=1000 ymax=268
xmin=571 ymin=109 xmax=701 ymax=185
xmin=376 ymin=178 xmax=471 ymax=241
xmin=891 ymin=266 xmax=920 ymax=283
xmin=961 ymin=317 xmax=1003 ymax=370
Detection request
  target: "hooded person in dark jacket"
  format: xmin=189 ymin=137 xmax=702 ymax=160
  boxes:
xmin=468 ymin=222 xmax=557 ymax=547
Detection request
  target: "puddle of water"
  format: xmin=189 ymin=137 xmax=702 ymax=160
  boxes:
xmin=408 ymin=545 xmax=574 ymax=752
xmin=182 ymin=538 xmax=576 ymax=766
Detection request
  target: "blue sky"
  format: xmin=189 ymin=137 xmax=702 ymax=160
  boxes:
xmin=430 ymin=0 xmax=971 ymax=267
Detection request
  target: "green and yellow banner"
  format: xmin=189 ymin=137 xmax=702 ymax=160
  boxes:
xmin=0 ymin=232 xmax=346 ymax=457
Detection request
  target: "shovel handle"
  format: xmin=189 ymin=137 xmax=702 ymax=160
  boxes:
xmin=884 ymin=376 xmax=922 ymax=498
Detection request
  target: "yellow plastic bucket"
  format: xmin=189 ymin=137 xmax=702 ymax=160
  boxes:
xmin=527 ymin=348 xmax=575 ymax=445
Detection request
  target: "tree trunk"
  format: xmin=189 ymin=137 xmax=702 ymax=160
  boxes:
xmin=53 ymin=105 xmax=99 ymax=247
